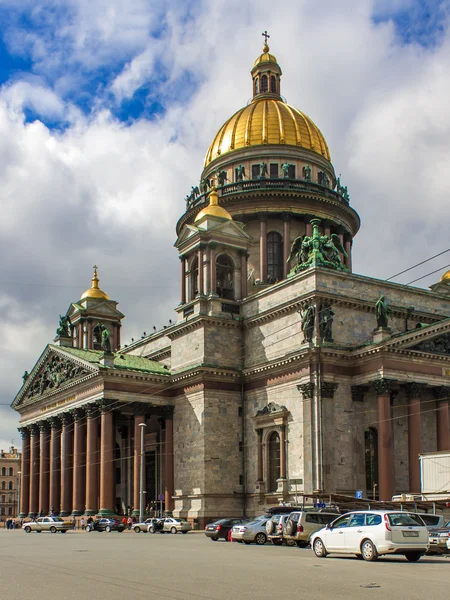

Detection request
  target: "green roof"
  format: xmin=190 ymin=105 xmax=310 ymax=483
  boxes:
xmin=51 ymin=346 xmax=169 ymax=375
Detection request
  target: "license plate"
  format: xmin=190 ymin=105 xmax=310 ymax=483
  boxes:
xmin=403 ymin=531 xmax=419 ymax=537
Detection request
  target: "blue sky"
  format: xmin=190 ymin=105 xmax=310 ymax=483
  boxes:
xmin=0 ymin=0 xmax=450 ymax=449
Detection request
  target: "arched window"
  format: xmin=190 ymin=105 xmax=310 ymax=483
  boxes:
xmin=93 ymin=324 xmax=102 ymax=350
xmin=270 ymin=76 xmax=276 ymax=93
xmin=1 ymin=468 xmax=5 ymax=476
xmin=1 ymin=495 xmax=5 ymax=503
xmin=8 ymin=507 xmax=12 ymax=515
xmin=190 ymin=257 xmax=199 ymax=300
xmin=8 ymin=482 xmax=12 ymax=490
xmin=1 ymin=481 xmax=5 ymax=490
xmin=365 ymin=428 xmax=378 ymax=499
xmin=8 ymin=467 xmax=13 ymax=476
xmin=267 ymin=232 xmax=283 ymax=282
xmin=216 ymin=254 xmax=234 ymax=300
xmin=255 ymin=78 xmax=259 ymax=95
xmin=268 ymin=432 xmax=281 ymax=492
xmin=261 ymin=75 xmax=268 ymax=93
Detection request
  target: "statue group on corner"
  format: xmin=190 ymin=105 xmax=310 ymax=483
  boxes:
xmin=287 ymin=220 xmax=348 ymax=274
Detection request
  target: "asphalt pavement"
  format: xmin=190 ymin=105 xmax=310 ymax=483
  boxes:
xmin=0 ymin=529 xmax=448 ymax=600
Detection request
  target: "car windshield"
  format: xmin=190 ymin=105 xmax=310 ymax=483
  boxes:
xmin=388 ymin=513 xmax=424 ymax=527
xmin=418 ymin=515 xmax=440 ymax=526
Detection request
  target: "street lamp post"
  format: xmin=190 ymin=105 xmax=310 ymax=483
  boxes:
xmin=138 ymin=423 xmax=147 ymax=523
xmin=17 ymin=471 xmax=21 ymax=518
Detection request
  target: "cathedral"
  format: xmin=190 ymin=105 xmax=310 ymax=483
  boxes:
xmin=12 ymin=41 xmax=450 ymax=525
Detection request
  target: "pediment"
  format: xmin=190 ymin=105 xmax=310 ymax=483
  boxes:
xmin=68 ymin=300 xmax=124 ymax=319
xmin=384 ymin=318 xmax=450 ymax=357
xmin=175 ymin=220 xmax=252 ymax=250
xmin=174 ymin=225 xmax=199 ymax=247
xmin=12 ymin=345 xmax=98 ymax=409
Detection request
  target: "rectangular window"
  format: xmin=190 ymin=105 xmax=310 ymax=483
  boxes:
xmin=288 ymin=165 xmax=296 ymax=178
xmin=251 ymin=164 xmax=260 ymax=179
xmin=270 ymin=163 xmax=278 ymax=178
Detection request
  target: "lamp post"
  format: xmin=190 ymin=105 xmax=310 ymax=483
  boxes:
xmin=138 ymin=422 xmax=147 ymax=523
xmin=17 ymin=471 xmax=21 ymax=518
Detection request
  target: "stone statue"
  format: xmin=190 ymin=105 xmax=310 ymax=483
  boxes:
xmin=101 ymin=326 xmax=112 ymax=353
xmin=56 ymin=314 xmax=71 ymax=337
xmin=281 ymin=163 xmax=292 ymax=178
xmin=259 ymin=162 xmax=268 ymax=178
xmin=302 ymin=164 xmax=311 ymax=181
xmin=375 ymin=295 xmax=391 ymax=328
xmin=319 ymin=303 xmax=335 ymax=342
xmin=236 ymin=165 xmax=246 ymax=181
xmin=300 ymin=303 xmax=315 ymax=342
xmin=216 ymin=170 xmax=227 ymax=186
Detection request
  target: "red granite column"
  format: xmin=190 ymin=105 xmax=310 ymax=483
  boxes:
xmin=99 ymin=402 xmax=115 ymax=515
xmin=38 ymin=421 xmax=50 ymax=516
xmin=180 ymin=257 xmax=186 ymax=304
xmin=164 ymin=409 xmax=174 ymax=512
xmin=87 ymin=320 xmax=93 ymax=349
xmin=18 ymin=428 xmax=30 ymax=518
xmin=209 ymin=244 xmax=217 ymax=295
xmin=198 ymin=246 xmax=204 ymax=296
xmin=373 ymin=379 xmax=394 ymax=501
xmin=279 ymin=426 xmax=286 ymax=479
xmin=60 ymin=413 xmax=74 ymax=516
xmin=85 ymin=404 xmax=99 ymax=515
xmin=406 ymin=384 xmax=423 ymax=493
xmin=283 ymin=214 xmax=290 ymax=278
xmin=133 ymin=412 xmax=146 ymax=515
xmin=72 ymin=410 xmax=86 ymax=515
xmin=345 ymin=238 xmax=352 ymax=271
xmin=259 ymin=215 xmax=267 ymax=282
xmin=29 ymin=425 xmax=40 ymax=516
xmin=49 ymin=417 xmax=61 ymax=515
xmin=257 ymin=430 xmax=263 ymax=481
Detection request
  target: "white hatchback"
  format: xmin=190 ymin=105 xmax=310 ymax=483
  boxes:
xmin=311 ymin=510 xmax=429 ymax=562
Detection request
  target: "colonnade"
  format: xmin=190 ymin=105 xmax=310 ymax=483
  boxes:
xmin=18 ymin=402 xmax=174 ymax=518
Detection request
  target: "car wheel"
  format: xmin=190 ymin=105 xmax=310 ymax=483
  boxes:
xmin=243 ymin=541 xmax=251 ymax=545
xmin=211 ymin=537 xmax=218 ymax=541
xmin=134 ymin=527 xmax=141 ymax=533
xmin=270 ymin=539 xmax=282 ymax=545
xmin=35 ymin=530 xmax=41 ymax=533
xmin=50 ymin=526 xmax=57 ymax=534
xmin=171 ymin=527 xmax=177 ymax=534
xmin=313 ymin=538 xmax=327 ymax=558
xmin=150 ymin=526 xmax=156 ymax=534
xmin=405 ymin=552 xmax=422 ymax=562
xmin=361 ymin=539 xmax=378 ymax=562
xmin=255 ymin=533 xmax=267 ymax=545
xmin=105 ymin=525 xmax=112 ymax=533
xmin=85 ymin=526 xmax=91 ymax=532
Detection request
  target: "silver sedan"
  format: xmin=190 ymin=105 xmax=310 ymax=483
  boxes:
xmin=231 ymin=518 xmax=269 ymax=545
xmin=23 ymin=517 xmax=72 ymax=533
xmin=132 ymin=518 xmax=162 ymax=533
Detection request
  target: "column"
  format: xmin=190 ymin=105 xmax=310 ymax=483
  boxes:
xmin=240 ymin=251 xmax=248 ymax=299
xmin=87 ymin=320 xmax=93 ymax=349
xmin=38 ymin=421 xmax=50 ymax=516
xmin=99 ymin=401 xmax=115 ymax=515
xmin=372 ymin=379 xmax=394 ymax=501
xmin=259 ymin=214 xmax=267 ymax=282
xmin=345 ymin=238 xmax=352 ymax=271
xmin=180 ymin=256 xmax=186 ymax=304
xmin=18 ymin=428 xmax=30 ymax=518
xmin=48 ymin=417 xmax=61 ymax=515
xmin=338 ymin=232 xmax=345 ymax=264
xmin=283 ymin=214 xmax=291 ymax=279
xmin=60 ymin=413 xmax=74 ymax=516
xmin=133 ymin=412 xmax=146 ymax=515
xmin=209 ymin=244 xmax=217 ymax=295
xmin=406 ymin=383 xmax=423 ymax=493
xmin=198 ymin=246 xmax=204 ymax=296
xmin=305 ymin=219 xmax=312 ymax=237
xmin=279 ymin=426 xmax=286 ymax=479
xmin=256 ymin=430 xmax=263 ymax=481
xmin=29 ymin=425 xmax=40 ymax=516
xmin=71 ymin=409 xmax=86 ymax=515
xmin=85 ymin=404 xmax=99 ymax=515
xmin=164 ymin=408 xmax=174 ymax=513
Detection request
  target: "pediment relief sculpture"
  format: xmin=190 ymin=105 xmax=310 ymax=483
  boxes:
xmin=26 ymin=354 xmax=91 ymax=399
xmin=410 ymin=333 xmax=450 ymax=355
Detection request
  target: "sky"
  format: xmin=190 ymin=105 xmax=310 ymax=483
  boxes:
xmin=1 ymin=0 xmax=450 ymax=450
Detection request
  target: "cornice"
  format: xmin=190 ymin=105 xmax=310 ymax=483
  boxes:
xmin=167 ymin=314 xmax=241 ymax=340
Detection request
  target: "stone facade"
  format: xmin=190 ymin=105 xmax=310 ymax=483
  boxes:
xmin=0 ymin=446 xmax=21 ymax=519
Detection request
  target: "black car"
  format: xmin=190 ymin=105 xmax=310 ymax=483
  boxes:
xmin=86 ymin=518 xmax=125 ymax=533
xmin=205 ymin=519 xmax=247 ymax=541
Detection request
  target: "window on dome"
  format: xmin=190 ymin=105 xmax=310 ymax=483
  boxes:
xmin=269 ymin=164 xmax=278 ymax=178
xmin=190 ymin=257 xmax=199 ymax=300
xmin=268 ymin=431 xmax=281 ymax=492
xmin=288 ymin=165 xmax=296 ymax=179
xmin=261 ymin=75 xmax=268 ymax=93
xmin=216 ymin=254 xmax=234 ymax=300
xmin=93 ymin=325 xmax=102 ymax=350
xmin=251 ymin=165 xmax=260 ymax=179
xmin=270 ymin=76 xmax=276 ymax=93
xmin=267 ymin=232 xmax=283 ymax=282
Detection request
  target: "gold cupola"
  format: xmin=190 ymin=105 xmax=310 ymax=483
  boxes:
xmin=204 ymin=41 xmax=330 ymax=166
xmin=441 ymin=269 xmax=450 ymax=282
xmin=194 ymin=186 xmax=232 ymax=223
xmin=81 ymin=266 xmax=110 ymax=300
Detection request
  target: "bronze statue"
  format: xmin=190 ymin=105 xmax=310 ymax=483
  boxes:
xmin=321 ymin=234 xmax=347 ymax=264
xmin=190 ymin=185 xmax=200 ymax=199
xmin=319 ymin=303 xmax=335 ymax=342
xmin=259 ymin=162 xmax=268 ymax=178
xmin=216 ymin=170 xmax=227 ymax=186
xmin=22 ymin=371 xmax=29 ymax=383
xmin=281 ymin=163 xmax=292 ymax=178
xmin=236 ymin=165 xmax=246 ymax=181
xmin=300 ymin=303 xmax=315 ymax=342
xmin=56 ymin=314 xmax=71 ymax=337
xmin=302 ymin=164 xmax=311 ymax=181
xmin=375 ymin=295 xmax=391 ymax=328
xmin=101 ymin=326 xmax=112 ymax=353
xmin=287 ymin=235 xmax=312 ymax=266
xmin=200 ymin=178 xmax=211 ymax=193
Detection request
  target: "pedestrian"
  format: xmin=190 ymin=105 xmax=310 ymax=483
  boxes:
xmin=127 ymin=516 xmax=133 ymax=530
xmin=80 ymin=517 xmax=85 ymax=531
xmin=72 ymin=516 xmax=76 ymax=530
xmin=122 ymin=516 xmax=127 ymax=527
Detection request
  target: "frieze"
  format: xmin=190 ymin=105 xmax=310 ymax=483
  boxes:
xmin=27 ymin=355 xmax=90 ymax=399
xmin=410 ymin=333 xmax=450 ymax=356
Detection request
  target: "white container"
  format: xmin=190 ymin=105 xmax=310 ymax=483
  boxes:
xmin=419 ymin=451 xmax=450 ymax=494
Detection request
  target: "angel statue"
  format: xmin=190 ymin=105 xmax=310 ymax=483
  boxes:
xmin=321 ymin=234 xmax=347 ymax=266
xmin=101 ymin=326 xmax=112 ymax=354
xmin=375 ymin=295 xmax=391 ymax=328
xmin=287 ymin=235 xmax=312 ymax=267
xmin=56 ymin=314 xmax=71 ymax=337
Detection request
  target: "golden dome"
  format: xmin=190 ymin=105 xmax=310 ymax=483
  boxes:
xmin=253 ymin=43 xmax=278 ymax=67
xmin=204 ymin=99 xmax=330 ymax=166
xmin=194 ymin=187 xmax=232 ymax=222
xmin=81 ymin=266 xmax=110 ymax=300
xmin=441 ymin=269 xmax=450 ymax=282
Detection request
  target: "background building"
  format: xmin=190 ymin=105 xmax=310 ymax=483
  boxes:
xmin=0 ymin=446 xmax=21 ymax=519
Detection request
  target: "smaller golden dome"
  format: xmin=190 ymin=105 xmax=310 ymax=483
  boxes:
xmin=441 ymin=269 xmax=450 ymax=282
xmin=253 ymin=44 xmax=278 ymax=67
xmin=194 ymin=187 xmax=232 ymax=222
xmin=81 ymin=266 xmax=110 ymax=300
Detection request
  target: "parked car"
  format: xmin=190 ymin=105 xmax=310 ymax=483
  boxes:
xmin=283 ymin=510 xmax=340 ymax=547
xmin=311 ymin=510 xmax=429 ymax=562
xmin=426 ymin=519 xmax=450 ymax=555
xmin=231 ymin=518 xmax=269 ymax=545
xmin=205 ymin=518 xmax=247 ymax=541
xmin=85 ymin=518 xmax=125 ymax=533
xmin=162 ymin=517 xmax=192 ymax=534
xmin=266 ymin=514 xmax=292 ymax=545
xmin=133 ymin=518 xmax=163 ymax=533
xmin=22 ymin=516 xmax=72 ymax=534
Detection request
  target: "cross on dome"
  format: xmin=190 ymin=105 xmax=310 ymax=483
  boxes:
xmin=262 ymin=30 xmax=270 ymax=46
